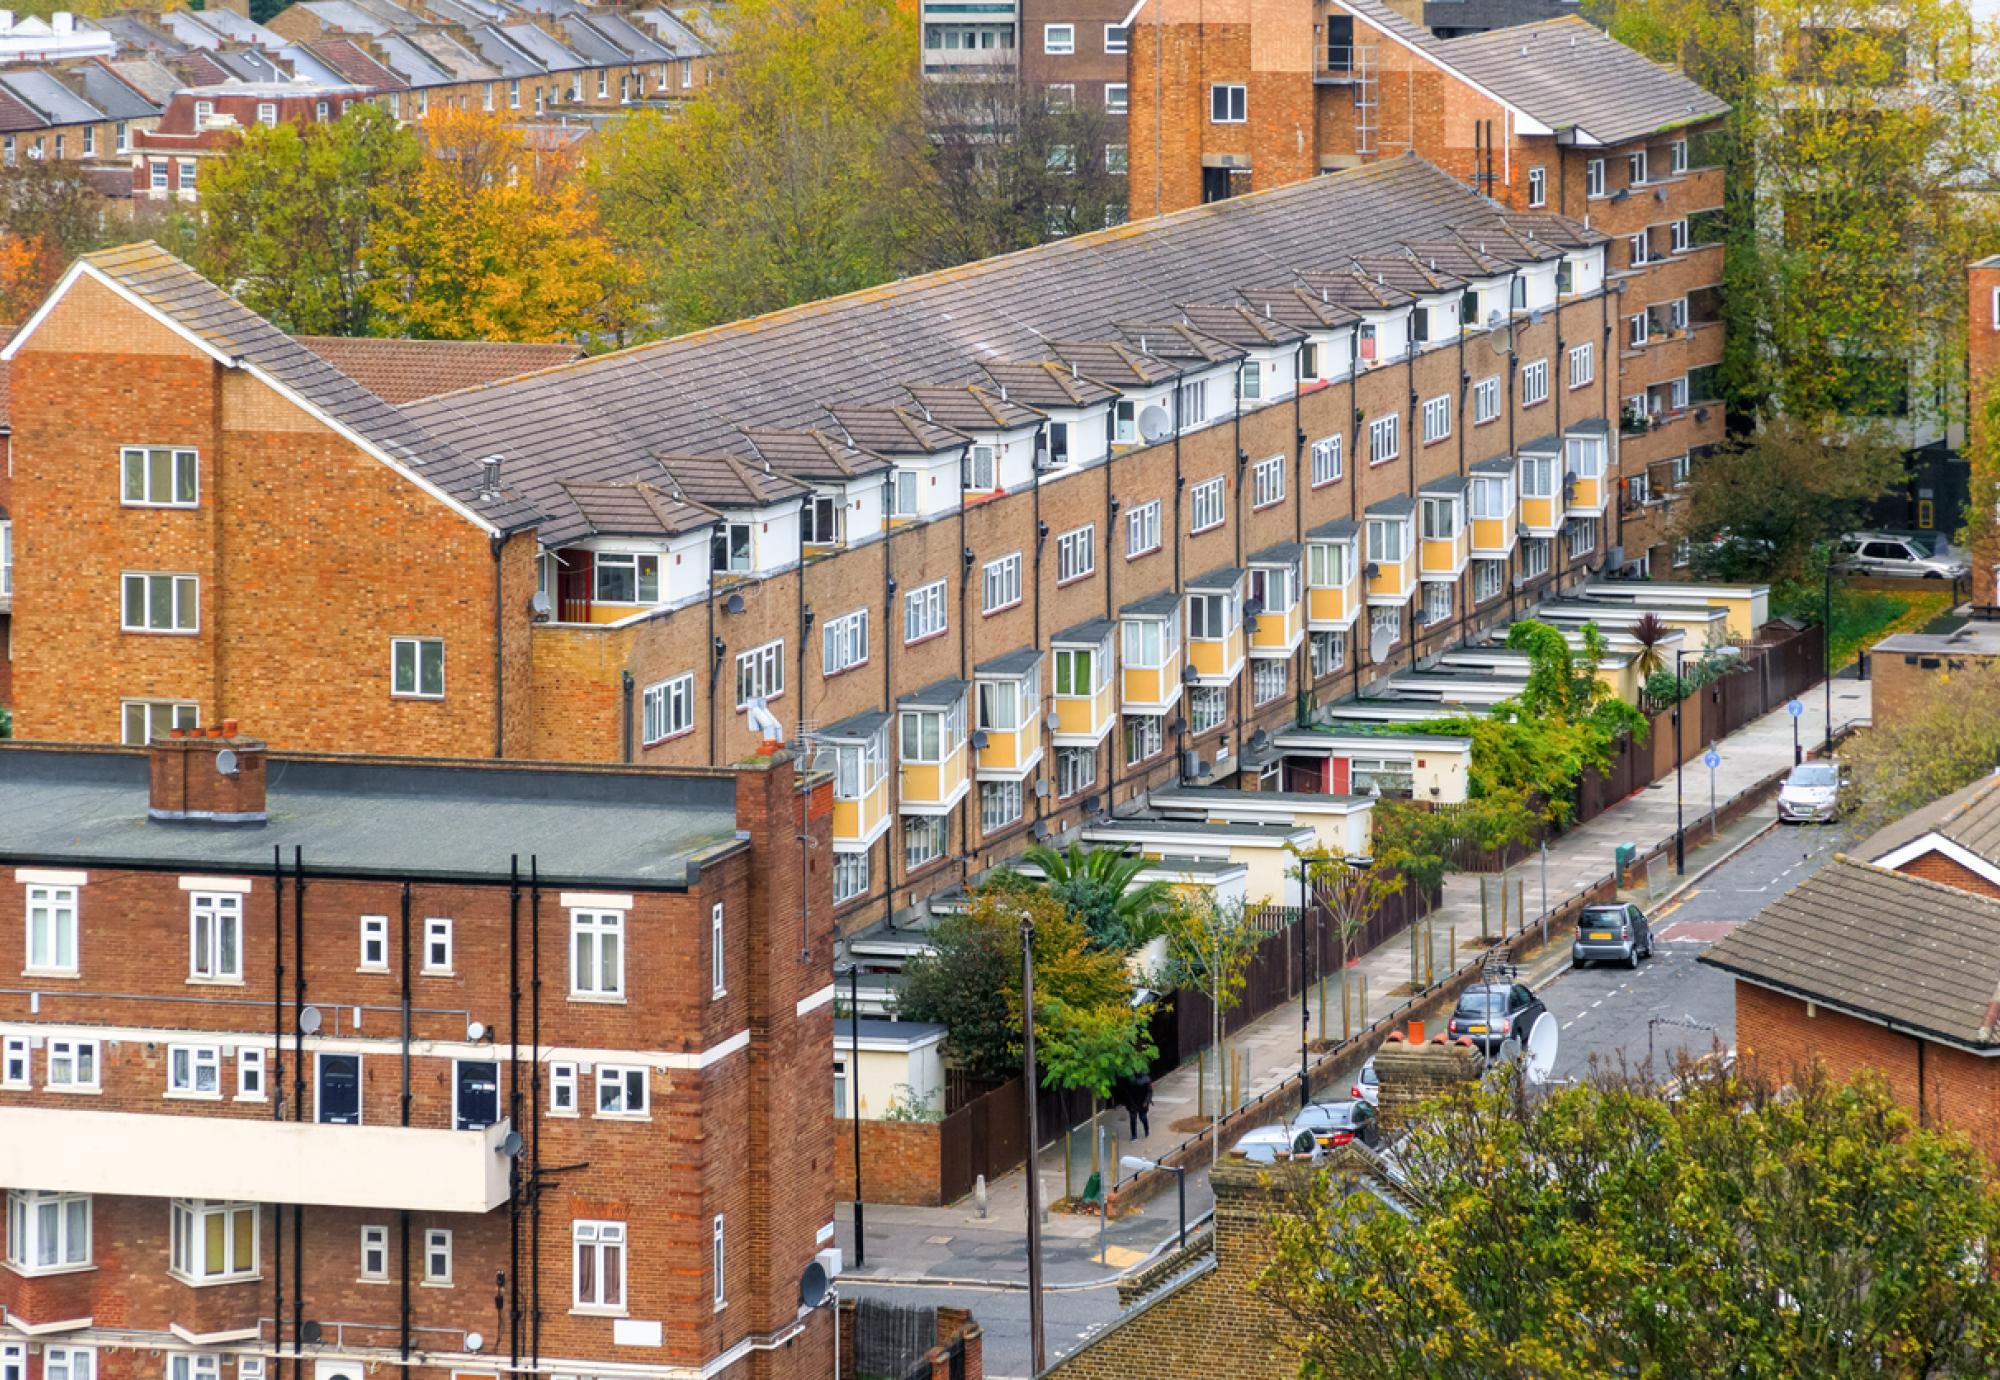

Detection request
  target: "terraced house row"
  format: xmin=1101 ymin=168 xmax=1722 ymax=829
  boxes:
xmin=0 ymin=142 xmax=1721 ymax=931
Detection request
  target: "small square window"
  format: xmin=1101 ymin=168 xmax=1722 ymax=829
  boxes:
xmin=597 ymin=1064 xmax=648 ymax=1116
xmin=391 ymin=637 xmax=444 ymax=698
xmin=237 ymin=1047 xmax=265 ymax=1100
xmin=550 ymin=1061 xmax=578 ymax=1114
xmin=1210 ymin=83 xmax=1246 ymax=123
xmin=1043 ymin=23 xmax=1074 ymax=54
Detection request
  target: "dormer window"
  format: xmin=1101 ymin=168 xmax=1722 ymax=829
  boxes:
xmin=194 ymin=100 xmax=214 ymax=124
xmin=890 ymin=469 xmax=918 ymax=517
xmin=1238 ymin=361 xmax=1261 ymax=402
xmin=1556 ymin=260 xmax=1573 ymax=295
xmin=1298 ymin=341 xmax=1318 ymax=378
xmin=1412 ymin=306 xmax=1430 ymax=345
xmin=802 ymin=493 xmax=840 ymax=545
xmin=594 ymin=552 xmax=660 ymax=604
xmin=711 ymin=522 xmax=751 ymax=573
xmin=1510 ymin=277 xmax=1527 ymax=311
xmin=1113 ymin=399 xmax=1137 ymax=444
xmin=1047 ymin=422 xmax=1070 ymax=467
xmin=966 ymin=443 xmax=997 ymax=493
xmin=1176 ymin=378 xmax=1207 ymax=428
xmin=1358 ymin=322 xmax=1377 ymax=363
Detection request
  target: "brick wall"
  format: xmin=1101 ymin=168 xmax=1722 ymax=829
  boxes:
xmin=1892 ymin=848 xmax=2000 ymax=899
xmin=1867 ymin=646 xmax=1992 ymax=727
xmin=832 ymin=1114 xmax=950 ymax=1207
xmin=1969 ymin=261 xmax=2000 ymax=605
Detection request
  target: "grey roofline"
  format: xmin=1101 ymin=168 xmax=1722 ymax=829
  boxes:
xmin=819 ymin=708 xmax=890 ymax=740
xmin=1052 ymin=617 xmax=1115 ymax=645
xmin=1419 ymin=475 xmax=1468 ymax=494
xmin=1365 ymin=495 xmax=1416 ymax=516
xmin=974 ymin=647 xmax=1044 ymax=677
xmin=1307 ymin=517 xmax=1360 ymax=539
xmin=1185 ymin=565 xmax=1245 ymax=591
xmin=897 ymin=678 xmax=969 ymax=709
xmin=1248 ymin=541 xmax=1303 ymax=565
xmin=1120 ymin=590 xmax=1182 ymax=618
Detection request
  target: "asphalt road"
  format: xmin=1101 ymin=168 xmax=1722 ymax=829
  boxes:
xmin=1542 ymin=816 xmax=1850 ymax=1082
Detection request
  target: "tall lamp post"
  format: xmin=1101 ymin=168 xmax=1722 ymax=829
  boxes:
xmin=1673 ymin=646 xmax=1687 ymax=875
xmin=1823 ymin=556 xmax=1834 ymax=756
xmin=1297 ymin=863 xmax=1312 ymax=1114
xmin=1020 ymin=917 xmax=1047 ymax=1377
xmin=835 ymin=963 xmax=864 ymax=1267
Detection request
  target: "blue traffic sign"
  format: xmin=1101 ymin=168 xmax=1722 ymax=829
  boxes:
xmin=1702 ymin=749 xmax=1721 ymax=770
xmin=1786 ymin=698 xmax=1804 ymax=719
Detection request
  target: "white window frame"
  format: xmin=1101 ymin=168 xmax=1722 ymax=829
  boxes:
xmin=592 ymin=551 xmax=660 ymax=605
xmin=1189 ymin=685 xmax=1226 ymax=734
xmin=168 ymin=1356 xmax=219 ymax=1380
xmin=1628 ymin=232 xmax=1650 ymax=267
xmin=1189 ymin=477 xmax=1225 ymax=533
xmin=1368 ymin=414 xmax=1399 ymax=464
xmin=167 ymin=1043 xmax=222 ymax=1098
xmin=596 ymin=1064 xmax=649 ymax=1117
xmin=5 ymin=1189 xmax=90 ymax=1274
xmin=964 ymin=444 xmax=997 ymax=494
xmin=360 ymin=1225 xmax=389 ymax=1281
xmin=1209 ymin=83 xmax=1246 ymax=123
xmin=1366 ymin=517 xmax=1406 ymax=565
xmin=1521 ymin=358 xmax=1549 ymax=406
xmin=710 ymin=902 xmax=726 ymax=997
xmin=904 ymin=579 xmax=948 ymax=644
xmin=1126 ymin=500 xmax=1161 ymax=557
xmin=641 ymin=673 xmax=695 ymax=744
xmin=1628 ymin=149 xmax=1648 ymax=186
xmin=47 ymin=1038 xmax=97 ymax=1091
xmin=1104 ymin=22 xmax=1128 ymax=52
xmin=1043 ymin=22 xmax=1074 ymax=53
xmin=189 ymin=892 xmax=242 ymax=982
xmin=574 ymin=1220 xmax=627 ymax=1312
xmin=1526 ymin=166 xmax=1546 ymax=207
xmin=121 ymin=571 xmax=198 ymax=634
xmin=43 ymin=1347 xmax=92 ymax=1380
xmin=1585 ymin=157 xmax=1605 ymax=198
xmin=1421 ymin=395 xmax=1450 ymax=444
xmin=1521 ymin=536 xmax=1552 ymax=579
xmin=120 ymin=699 xmax=200 ymax=746
xmin=1310 ymin=630 xmax=1347 ymax=677
xmin=168 ymin=1200 xmax=257 ymax=1283
xmin=1055 ymin=745 xmax=1097 ymax=798
xmin=712 ymin=1215 xmax=727 ymax=1309
xmin=1251 ymin=455 xmax=1285 ymax=508
xmin=1104 ymin=82 xmax=1127 ymax=114
xmin=570 ymin=909 xmax=625 ymax=999
xmin=26 ymin=883 xmax=78 ymax=976
xmin=1629 ymin=312 xmax=1650 ymax=348
xmin=735 ymin=638 xmax=784 ymax=707
xmin=1421 ymin=496 xmax=1459 ymax=541
xmin=1251 ymin=659 xmax=1287 ymax=707
xmin=1473 ymin=559 xmax=1503 ymax=604
xmin=419 ymin=916 xmax=452 ymax=975
xmin=822 ymin=609 xmax=869 ymax=676
xmin=237 ymin=1046 xmax=265 ymax=1101
xmin=979 ymin=779 xmax=1024 ymax=832
xmin=1671 ymin=138 xmax=1689 ymax=174
xmin=1671 ymin=218 xmax=1691 ymax=253
xmin=1568 ymin=342 xmax=1594 ymax=389
xmin=1238 ymin=360 xmax=1262 ymax=403
xmin=833 ymin=852 xmax=869 ymax=904
xmin=423 ymin=1228 xmax=452 ymax=1284
xmin=1307 ymin=540 xmax=1351 ymax=589
xmin=1056 ymin=525 xmax=1096 ymax=584
xmin=1370 ymin=605 xmax=1401 ymax=652
xmin=1 ymin=1035 xmax=27 ymax=1089
xmin=1121 ymin=714 xmax=1163 ymax=768
xmin=359 ymin=915 xmax=388 ymax=972
xmin=1422 ymin=580 xmax=1452 ymax=627
xmin=120 ymin=446 xmax=198 ymax=507
xmin=550 ymin=1061 xmax=578 ymax=1114
xmin=982 ymin=554 xmax=1022 ymax=614
xmin=1310 ymin=435 xmax=1342 ymax=487
xmin=391 ymin=636 xmax=444 ymax=699
xmin=1473 ymin=376 xmax=1500 ymax=424
xmin=903 ymin=814 xmax=948 ymax=870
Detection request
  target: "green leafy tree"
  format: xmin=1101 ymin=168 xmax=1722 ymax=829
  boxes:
xmin=1293 ymin=843 xmax=1404 ymax=970
xmin=1842 ymin=659 xmax=2000 ymax=832
xmin=1260 ymin=1058 xmax=2000 ymax=1377
xmin=1021 ymin=841 xmax=1174 ymax=952
xmin=1151 ymin=890 xmax=1265 ymax=1121
xmin=897 ymin=903 xmax=1019 ymax=1085
xmin=195 ymin=104 xmax=422 ymax=336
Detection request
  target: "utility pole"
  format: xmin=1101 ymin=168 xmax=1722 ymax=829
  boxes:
xmin=1021 ymin=916 xmax=1047 ymax=1377
xmin=1674 ymin=646 xmax=1687 ymax=875
xmin=842 ymin=963 xmax=865 ymax=1267
xmin=1823 ymin=558 xmax=1834 ymax=756
xmin=1298 ymin=865 xmax=1312 ymax=1113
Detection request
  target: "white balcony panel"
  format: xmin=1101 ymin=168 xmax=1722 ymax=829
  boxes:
xmin=0 ymin=1107 xmax=513 ymax=1213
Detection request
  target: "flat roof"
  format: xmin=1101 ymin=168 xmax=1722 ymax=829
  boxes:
xmin=1875 ymin=623 xmax=2000 ymax=657
xmin=0 ymin=744 xmax=741 ymax=887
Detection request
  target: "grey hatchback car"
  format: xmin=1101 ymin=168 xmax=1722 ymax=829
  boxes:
xmin=1573 ymin=901 xmax=1653 ymax=968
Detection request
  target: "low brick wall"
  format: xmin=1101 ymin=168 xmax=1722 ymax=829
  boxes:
xmin=832 ymin=1114 xmax=947 ymax=1208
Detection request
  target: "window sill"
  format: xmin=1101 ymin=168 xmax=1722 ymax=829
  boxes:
xmin=820 ymin=661 xmax=871 ymax=681
xmin=1054 ymin=574 xmax=1095 ymax=589
xmin=46 ymin=1085 xmax=101 ymax=1096
xmin=571 ymin=1306 xmax=630 ymax=1319
xmin=1125 ymin=545 xmax=1161 ymax=563
xmin=568 ymin=993 xmax=628 ymax=1005
xmin=357 ymin=965 xmax=390 ymax=976
xmin=594 ymin=1112 xmax=653 ymax=1124
xmin=1189 ymin=522 xmax=1225 ymax=536
xmin=390 ymin=694 xmax=446 ymax=702
xmin=166 ymin=1090 xmax=224 ymax=1102
xmin=358 ymin=1276 xmax=391 ymax=1286
xmin=186 ymin=976 xmax=245 ymax=988
xmin=547 ymin=1109 xmax=580 ymax=1119
xmin=1250 ymin=500 xmax=1284 ymax=513
xmin=733 ymin=692 xmax=784 ymax=713
xmin=981 ymin=600 xmax=1021 ymax=618
xmin=22 ymin=968 xmax=79 ymax=980
xmin=420 ymin=1280 xmax=454 ymax=1289
xmin=641 ymin=726 xmax=697 ymax=747
xmin=421 ymin=968 xmax=455 ymax=979
xmin=169 ymin=1271 xmax=262 ymax=1289
xmin=3 ymin=1261 xmax=96 ymax=1280
xmin=1367 ymin=456 xmax=1398 ymax=467
xmin=234 ymin=1093 xmax=268 ymax=1104
xmin=122 ymin=628 xmax=200 ymax=638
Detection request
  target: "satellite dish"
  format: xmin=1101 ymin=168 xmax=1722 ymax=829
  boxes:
xmin=1524 ymin=1011 xmax=1559 ymax=1085
xmin=1033 ymin=778 xmax=1049 ymax=798
xmin=299 ymin=1321 xmax=323 ymax=1345
xmin=724 ymin=592 xmax=746 ymax=615
xmin=745 ymin=697 xmax=785 ymax=743
xmin=971 ymin=729 xmax=990 ymax=749
xmin=1137 ymin=404 xmax=1172 ymax=444
xmin=465 ymin=1333 xmax=485 ymax=1354
xmin=215 ymin=748 xmax=240 ymax=777
xmin=1369 ymin=625 xmax=1396 ymax=663
xmin=467 ymin=1020 xmax=487 ymax=1041
xmin=498 ymin=1130 xmax=524 ymax=1158
xmin=1045 ymin=710 xmax=1061 ymax=732
xmin=528 ymin=589 xmax=554 ymax=621
xmin=298 ymin=1005 xmax=323 ymax=1035
xmin=799 ymin=1260 xmax=830 ymax=1309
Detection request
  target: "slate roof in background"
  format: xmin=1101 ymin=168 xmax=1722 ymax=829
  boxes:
xmin=106 ymin=57 xmax=184 ymax=102
xmin=0 ymin=69 xmax=100 ymax=125
xmin=1701 ymin=858 xmax=2000 ymax=1051
xmin=302 ymin=37 xmax=405 ymax=88
xmin=0 ymin=87 xmax=48 ymax=132
xmin=292 ymin=336 xmax=584 ymax=404
xmin=68 ymin=60 xmax=165 ymax=120
xmin=1858 ymin=772 xmax=2000 ymax=867
xmin=66 ymin=243 xmax=534 ymax=530
xmin=1424 ymin=0 xmax=1582 ymax=36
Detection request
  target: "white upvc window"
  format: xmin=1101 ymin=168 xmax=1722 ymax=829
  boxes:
xmin=1177 ymin=377 xmax=1208 ymax=428
xmin=359 ymin=915 xmax=388 ymax=971
xmin=237 ymin=1047 xmax=265 ymax=1100
xmin=122 ymin=572 xmax=198 ymax=633
xmin=977 ymin=669 xmax=1036 ymax=733
xmin=189 ymin=892 xmax=242 ymax=981
xmin=1310 ymin=435 xmax=1342 ymax=487
xmin=965 ymin=443 xmax=997 ymax=493
xmin=1671 ymin=138 xmax=1689 ymax=173
xmin=1422 ymin=581 xmax=1453 ymax=627
xmin=1187 ymin=589 xmax=1238 ymax=640
xmin=802 ymin=491 xmax=840 ymax=544
xmin=360 ymin=1225 xmax=388 ymax=1281
xmin=1043 ymin=22 xmax=1074 ymax=53
xmin=899 ymin=700 xmax=965 ymax=764
xmin=1248 ymin=563 xmax=1295 ymax=613
xmin=710 ymin=902 xmax=726 ymax=997
xmin=596 ymin=1064 xmax=648 ymax=1116
xmin=44 ymin=1348 xmax=91 ymax=1380
xmin=1628 ymin=232 xmax=1650 ymax=267
xmin=421 ymin=916 xmax=452 ymax=974
xmin=6 ymin=1190 xmax=90 ymax=1273
xmin=822 ymin=609 xmax=869 ymax=673
xmin=903 ymin=814 xmax=948 ymax=869
xmin=121 ymin=699 xmax=200 ymax=745
xmin=1628 ymin=149 xmax=1648 ymax=186
xmin=1673 ymin=535 xmax=1693 ymax=567
xmin=1238 ymin=360 xmax=1262 ymax=403
xmin=1421 ymin=496 xmax=1459 ymax=541
xmin=2 ymin=1035 xmax=27 ymax=1088
xmin=904 ymin=579 xmax=948 ymax=643
xmin=1370 ymin=605 xmax=1401 ymax=651
xmin=1210 ymin=82 xmax=1245 ymax=122
xmin=1421 ymin=395 xmax=1450 ymax=444
xmin=713 ymin=1215 xmax=727 ymax=1309
xmin=1251 ymin=455 xmax=1284 ymax=508
xmin=1585 ymin=157 xmax=1605 ymax=197
xmin=1629 ymin=312 xmax=1650 ymax=348
xmin=1189 ymin=684 xmax=1226 ymax=734
xmin=550 ymin=1061 xmax=578 ymax=1113
xmin=1310 ymin=630 xmax=1346 ymax=677
xmin=982 ymin=554 xmax=1023 ymax=613
xmin=1521 ymin=453 xmax=1557 ymax=500
xmin=1055 ymin=745 xmax=1096 ymax=798
xmin=1307 ymin=540 xmax=1350 ymax=589
xmin=571 ymin=909 xmax=625 ymax=998
xmin=391 ymin=636 xmax=444 ymax=698
xmin=1473 ymin=558 xmax=1504 ymax=603
xmin=169 ymin=1200 xmax=257 ymax=1283
xmin=1670 ymin=218 xmax=1691 ymax=253
xmin=1521 ymin=536 xmax=1552 ymax=578
xmin=1527 ymin=166 xmax=1546 ymax=207
xmin=1473 ymin=376 xmax=1500 ymax=424
xmin=1565 ymin=433 xmax=1607 ymax=481
xmin=1189 ymin=477 xmax=1225 ymax=533
xmin=1568 ymin=342 xmax=1594 ymax=389
xmin=1126 ymin=500 xmax=1161 ymax=557
xmin=1121 ymin=714 xmax=1163 ymax=767
xmin=120 ymin=446 xmax=198 ymax=506
xmin=1366 ymin=516 xmax=1407 ymax=564
xmin=575 ymin=1220 xmax=627 ymax=1311
xmin=1105 ymin=83 xmax=1127 ymax=114
xmin=168 ymin=1356 xmax=219 ymax=1380
xmin=26 ymin=883 xmax=78 ymax=975
xmin=1566 ymin=516 xmax=1598 ymax=559
xmin=1470 ymin=475 xmax=1511 ymax=520
xmin=592 ymin=551 xmax=659 ymax=604
xmin=713 ymin=521 xmax=752 ymax=571
xmin=256 ymin=102 xmax=277 ymax=127
xmin=1521 ymin=358 xmax=1549 ymax=405
xmin=47 ymin=1038 xmax=97 ymax=1091
xmin=1251 ymin=659 xmax=1286 ymax=706
xmin=833 ymin=852 xmax=869 ymax=903
xmin=424 ymin=1228 xmax=452 ymax=1284
xmin=1057 ymin=525 xmax=1095 ymax=583
xmin=1121 ymin=615 xmax=1179 ymax=669
xmin=1368 ymin=414 xmax=1398 ymax=463
xmin=735 ymin=638 xmax=784 ymax=706
xmin=980 ymin=780 xmax=1024 ymax=832
xmin=167 ymin=1043 xmax=222 ymax=1097
xmin=641 ymin=673 xmax=695 ymax=744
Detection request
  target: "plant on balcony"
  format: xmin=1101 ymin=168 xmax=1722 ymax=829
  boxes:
xmin=1620 ymin=406 xmax=1649 ymax=435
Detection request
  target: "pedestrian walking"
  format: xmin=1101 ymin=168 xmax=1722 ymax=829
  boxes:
xmin=1116 ymin=1071 xmax=1153 ymax=1139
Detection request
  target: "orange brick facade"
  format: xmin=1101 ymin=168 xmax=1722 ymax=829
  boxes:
xmin=1968 ymin=258 xmax=2000 ymax=605
xmin=1891 ymin=848 xmax=2000 ymax=900
xmin=0 ymin=743 xmax=837 ymax=1380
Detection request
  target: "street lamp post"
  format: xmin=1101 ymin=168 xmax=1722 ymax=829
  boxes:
xmin=836 ymin=962 xmax=865 ymax=1267
xmin=1020 ymin=917 xmax=1047 ymax=1377
xmin=1120 ymin=1156 xmax=1188 ymax=1253
xmin=1823 ymin=558 xmax=1834 ymax=756
xmin=1674 ymin=647 xmax=1687 ymax=875
xmin=1297 ymin=864 xmax=1312 ymax=1114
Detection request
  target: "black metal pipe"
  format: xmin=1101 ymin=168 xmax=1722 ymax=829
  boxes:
xmin=848 ymin=963 xmax=864 ymax=1266
xmin=291 ymin=846 xmax=304 ymax=1369
xmin=530 ymin=856 xmax=544 ymax=1373
xmin=271 ymin=846 xmax=284 ymax=1375
xmin=491 ymin=533 xmax=506 ymax=758
xmin=401 ymin=879 xmax=413 ymax=1361
xmin=620 ymin=669 xmax=635 ymax=764
xmin=508 ymin=855 xmax=522 ymax=1373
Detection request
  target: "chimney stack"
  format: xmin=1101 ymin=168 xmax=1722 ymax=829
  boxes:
xmin=149 ymin=723 xmax=269 ymax=826
xmin=1373 ymin=1026 xmax=1483 ymax=1140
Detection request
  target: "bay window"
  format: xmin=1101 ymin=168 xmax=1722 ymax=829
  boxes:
xmin=6 ymin=1190 xmax=90 ymax=1273
xmin=1307 ymin=540 xmax=1351 ymax=588
xmin=169 ymin=1200 xmax=258 ymax=1283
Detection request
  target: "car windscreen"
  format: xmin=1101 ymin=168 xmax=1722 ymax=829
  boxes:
xmin=1789 ymin=764 xmax=1837 ymax=787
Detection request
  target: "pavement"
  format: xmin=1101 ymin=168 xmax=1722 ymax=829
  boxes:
xmin=835 ymin=674 xmax=1872 ymax=1378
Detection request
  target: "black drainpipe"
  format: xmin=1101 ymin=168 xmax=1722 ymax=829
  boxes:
xmin=705 ymin=591 xmax=720 ymax=765
xmin=290 ymin=848 xmax=304 ymax=1373
xmin=620 ymin=670 xmax=635 ymax=764
xmin=399 ymin=879 xmax=413 ymax=1363
xmin=270 ymin=847 xmax=285 ymax=1377
xmin=529 ymin=857 xmax=544 ymax=1372
xmin=508 ymin=856 xmax=522 ymax=1373
xmin=490 ymin=534 xmax=505 ymax=757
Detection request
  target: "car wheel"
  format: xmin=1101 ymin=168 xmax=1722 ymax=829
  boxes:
xmin=1925 ymin=571 xmax=1945 ymax=579
xmin=1627 ymin=948 xmax=1640 ymax=969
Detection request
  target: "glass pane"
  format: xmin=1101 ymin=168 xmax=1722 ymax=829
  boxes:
xmin=604 ymin=1244 xmax=623 ymax=1305
xmin=194 ymin=920 xmax=210 ymax=975
xmin=578 ymin=1241 xmax=596 ymax=1301
xmin=219 ymin=919 xmax=237 ymax=975
xmin=600 ymin=934 xmax=620 ymax=993
xmin=149 ymin=449 xmax=171 ymax=502
xmin=149 ymin=576 xmax=172 ymax=629
xmin=124 ymin=577 xmax=145 ymax=628
xmin=419 ymin=644 xmax=443 ymax=697
xmin=394 ymin=641 xmax=415 ymax=693
xmin=204 ymin=1208 xmax=225 ymax=1273
xmin=122 ymin=450 xmax=143 ymax=500
xmin=35 ymin=1200 xmax=56 ymax=1266
xmin=176 ymin=453 xmax=197 ymax=503
xmin=232 ymin=1207 xmax=252 ymax=1270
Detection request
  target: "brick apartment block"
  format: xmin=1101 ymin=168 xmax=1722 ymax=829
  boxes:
xmin=0 ymin=726 xmax=837 ymax=1380
xmin=8 ymin=152 xmax=1672 ymax=935
xmin=1125 ymin=0 xmax=1730 ymax=573
xmin=1968 ymin=255 xmax=2000 ymax=605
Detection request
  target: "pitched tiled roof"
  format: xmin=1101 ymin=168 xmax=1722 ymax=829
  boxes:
xmin=1235 ymin=285 xmax=1360 ymax=331
xmin=980 ymin=359 xmax=1120 ymax=408
xmin=1701 ymin=858 xmax=2000 ymax=1051
xmin=1046 ymin=341 xmax=1179 ymax=388
xmin=292 ymin=336 xmax=583 ymax=404
xmin=558 ymin=480 xmax=715 ymax=537
xmin=388 ymin=157 xmax=1543 ymax=543
xmin=303 ymin=37 xmax=406 ymax=88
xmin=741 ymin=427 xmax=890 ymax=481
xmin=1176 ymin=303 xmax=1308 ymax=349
xmin=829 ymin=406 xmax=965 ymax=456
xmin=1116 ymin=320 xmax=1241 ymax=363
xmin=655 ymin=453 xmax=808 ymax=509
xmin=1300 ymin=268 xmax=1417 ymax=312
xmin=66 ymin=243 xmax=530 ymax=530
xmin=907 ymin=383 xmax=1045 ymax=433
xmin=1858 ymin=772 xmax=2000 ymax=867
xmin=0 ymin=87 xmax=47 ymax=133
xmin=1351 ymin=252 xmax=1466 ymax=295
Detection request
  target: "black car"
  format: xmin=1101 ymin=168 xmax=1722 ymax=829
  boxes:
xmin=1445 ymin=982 xmax=1547 ymax=1054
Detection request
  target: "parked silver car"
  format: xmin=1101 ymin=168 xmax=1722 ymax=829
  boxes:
xmin=1777 ymin=761 xmax=1848 ymax=823
xmin=1572 ymin=901 xmax=1653 ymax=969
xmin=1833 ymin=532 xmax=1968 ymax=581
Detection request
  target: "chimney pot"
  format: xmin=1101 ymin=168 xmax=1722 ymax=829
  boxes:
xmin=206 ymin=724 xmax=224 ymax=738
xmin=149 ymin=730 xmax=269 ymax=827
xmin=1407 ymin=1019 xmax=1425 ymax=1044
xmin=221 ymin=718 xmax=239 ymax=738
